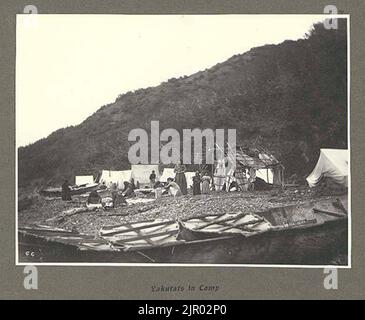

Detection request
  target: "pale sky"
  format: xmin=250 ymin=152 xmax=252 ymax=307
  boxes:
xmin=16 ymin=14 xmax=326 ymax=147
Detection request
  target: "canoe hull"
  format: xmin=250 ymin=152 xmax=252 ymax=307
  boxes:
xmin=40 ymin=184 xmax=99 ymax=197
xmin=18 ymin=218 xmax=347 ymax=265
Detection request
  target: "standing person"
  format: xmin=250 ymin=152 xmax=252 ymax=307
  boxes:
xmin=111 ymin=182 xmax=119 ymax=207
xmin=192 ymin=171 xmax=201 ymax=195
xmin=149 ymin=170 xmax=157 ymax=188
xmin=174 ymin=160 xmax=187 ymax=195
xmin=61 ymin=180 xmax=72 ymax=201
xmin=165 ymin=178 xmax=182 ymax=197
xmin=214 ymin=158 xmax=226 ymax=191
xmin=130 ymin=178 xmax=138 ymax=190
xmin=249 ymin=168 xmax=256 ymax=191
xmin=201 ymin=172 xmax=211 ymax=195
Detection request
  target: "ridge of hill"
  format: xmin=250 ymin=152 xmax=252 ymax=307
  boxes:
xmin=18 ymin=21 xmax=347 ymax=188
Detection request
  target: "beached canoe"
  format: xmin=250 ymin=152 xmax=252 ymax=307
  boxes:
xmin=40 ymin=183 xmax=99 ymax=197
xmin=18 ymin=196 xmax=348 ymax=265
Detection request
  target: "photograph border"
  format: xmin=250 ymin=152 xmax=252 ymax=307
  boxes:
xmin=15 ymin=13 xmax=351 ymax=269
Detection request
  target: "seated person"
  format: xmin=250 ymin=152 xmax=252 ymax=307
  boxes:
xmin=122 ymin=181 xmax=136 ymax=197
xmin=114 ymin=193 xmax=127 ymax=208
xmin=164 ymin=178 xmax=182 ymax=197
xmin=87 ymin=190 xmax=103 ymax=209
xmin=110 ymin=182 xmax=127 ymax=208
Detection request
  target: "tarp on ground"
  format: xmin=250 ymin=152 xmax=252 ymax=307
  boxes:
xmin=131 ymin=164 xmax=160 ymax=186
xmin=99 ymin=170 xmax=132 ymax=188
xmin=306 ymin=149 xmax=349 ymax=188
xmin=75 ymin=175 xmax=94 ymax=185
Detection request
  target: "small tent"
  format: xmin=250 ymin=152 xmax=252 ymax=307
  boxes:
xmin=131 ymin=164 xmax=160 ymax=188
xmin=306 ymin=149 xmax=349 ymax=188
xmin=75 ymin=175 xmax=94 ymax=186
xmin=99 ymin=170 xmax=132 ymax=188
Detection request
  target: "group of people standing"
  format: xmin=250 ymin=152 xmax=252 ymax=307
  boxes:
xmin=157 ymin=161 xmax=212 ymax=197
xmin=192 ymin=171 xmax=211 ymax=195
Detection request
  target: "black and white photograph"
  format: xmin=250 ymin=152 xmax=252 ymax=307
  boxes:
xmin=16 ymin=14 xmax=350 ymax=267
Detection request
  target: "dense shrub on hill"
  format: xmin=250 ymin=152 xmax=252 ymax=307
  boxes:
xmin=18 ymin=21 xmax=347 ymax=188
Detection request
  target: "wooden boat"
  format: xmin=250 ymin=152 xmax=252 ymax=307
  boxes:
xmin=18 ymin=196 xmax=348 ymax=265
xmin=40 ymin=183 xmax=99 ymax=197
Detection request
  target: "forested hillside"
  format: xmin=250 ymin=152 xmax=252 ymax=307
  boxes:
xmin=18 ymin=21 xmax=347 ymax=188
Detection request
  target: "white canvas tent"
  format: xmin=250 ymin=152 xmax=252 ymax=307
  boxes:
xmin=256 ymin=169 xmax=274 ymax=184
xmin=99 ymin=170 xmax=132 ymax=188
xmin=75 ymin=175 xmax=94 ymax=185
xmin=159 ymin=168 xmax=175 ymax=182
xmin=306 ymin=149 xmax=348 ymax=188
xmin=159 ymin=168 xmax=194 ymax=188
xmin=131 ymin=164 xmax=160 ymax=187
xmin=185 ymin=172 xmax=195 ymax=189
